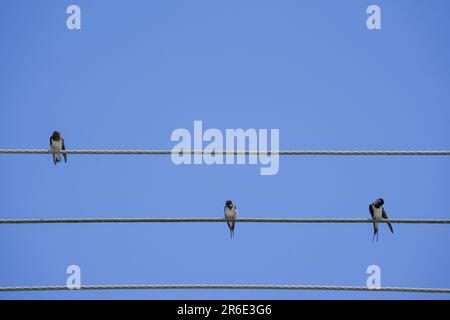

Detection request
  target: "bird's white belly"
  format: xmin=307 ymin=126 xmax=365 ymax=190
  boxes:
xmin=224 ymin=208 xmax=237 ymax=220
xmin=52 ymin=140 xmax=62 ymax=151
xmin=373 ymin=207 xmax=383 ymax=219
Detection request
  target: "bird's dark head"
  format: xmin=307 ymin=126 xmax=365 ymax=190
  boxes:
xmin=225 ymin=200 xmax=233 ymax=209
xmin=373 ymin=198 xmax=384 ymax=208
xmin=52 ymin=131 xmax=61 ymax=140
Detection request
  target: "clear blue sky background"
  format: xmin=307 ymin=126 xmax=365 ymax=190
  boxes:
xmin=1 ymin=0 xmax=449 ymax=300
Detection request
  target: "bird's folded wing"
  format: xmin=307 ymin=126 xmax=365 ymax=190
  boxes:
xmin=382 ymin=208 xmax=394 ymax=233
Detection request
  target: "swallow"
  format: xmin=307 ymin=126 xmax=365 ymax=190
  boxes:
xmin=369 ymin=198 xmax=394 ymax=242
xmin=224 ymin=200 xmax=237 ymax=239
xmin=50 ymin=131 xmax=67 ymax=165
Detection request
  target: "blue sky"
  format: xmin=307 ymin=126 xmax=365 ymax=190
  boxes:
xmin=1 ymin=0 xmax=450 ymax=299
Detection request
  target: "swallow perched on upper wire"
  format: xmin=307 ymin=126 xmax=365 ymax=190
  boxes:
xmin=369 ymin=198 xmax=394 ymax=242
xmin=224 ymin=200 xmax=237 ymax=239
xmin=50 ymin=131 xmax=67 ymax=165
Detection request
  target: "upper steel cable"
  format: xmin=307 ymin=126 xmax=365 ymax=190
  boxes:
xmin=0 ymin=217 xmax=449 ymax=224
xmin=1 ymin=149 xmax=450 ymax=155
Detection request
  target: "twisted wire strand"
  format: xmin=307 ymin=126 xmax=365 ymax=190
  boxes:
xmin=0 ymin=284 xmax=449 ymax=293
xmin=0 ymin=217 xmax=449 ymax=224
xmin=1 ymin=149 xmax=450 ymax=155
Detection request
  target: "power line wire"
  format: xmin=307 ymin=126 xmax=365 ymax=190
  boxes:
xmin=1 ymin=149 xmax=450 ymax=155
xmin=1 ymin=217 xmax=449 ymax=224
xmin=0 ymin=284 xmax=449 ymax=293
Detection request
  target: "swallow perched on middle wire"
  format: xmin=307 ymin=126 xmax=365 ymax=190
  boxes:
xmin=224 ymin=200 xmax=237 ymax=239
xmin=369 ymin=198 xmax=394 ymax=242
xmin=50 ymin=131 xmax=67 ymax=165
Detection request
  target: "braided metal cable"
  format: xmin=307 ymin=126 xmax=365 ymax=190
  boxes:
xmin=0 ymin=284 xmax=449 ymax=293
xmin=1 ymin=149 xmax=450 ymax=155
xmin=0 ymin=217 xmax=449 ymax=224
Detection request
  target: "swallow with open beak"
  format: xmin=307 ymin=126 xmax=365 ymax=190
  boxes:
xmin=224 ymin=200 xmax=237 ymax=239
